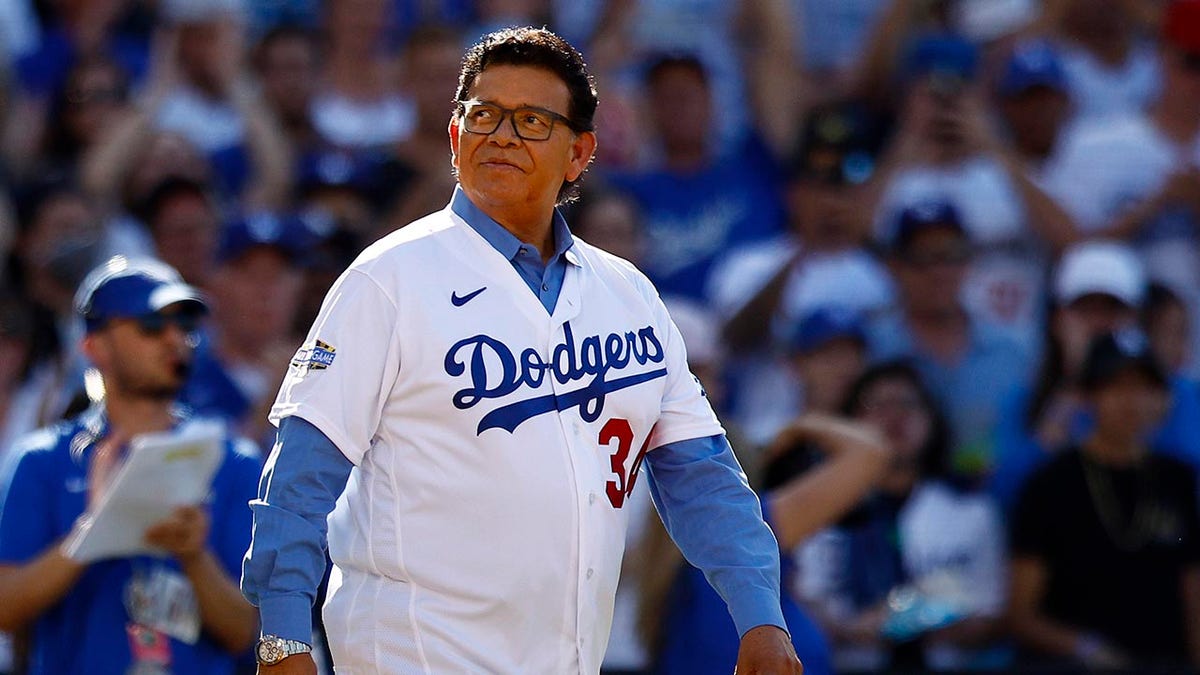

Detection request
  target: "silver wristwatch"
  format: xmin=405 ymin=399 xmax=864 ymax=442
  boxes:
xmin=256 ymin=634 xmax=312 ymax=666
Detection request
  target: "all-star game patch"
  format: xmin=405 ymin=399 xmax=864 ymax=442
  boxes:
xmin=292 ymin=339 xmax=337 ymax=374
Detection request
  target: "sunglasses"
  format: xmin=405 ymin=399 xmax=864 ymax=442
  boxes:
xmin=133 ymin=312 xmax=202 ymax=336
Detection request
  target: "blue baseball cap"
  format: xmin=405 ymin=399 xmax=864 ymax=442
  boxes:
xmin=75 ymin=256 xmax=207 ymax=333
xmin=297 ymin=149 xmax=383 ymax=194
xmin=788 ymin=306 xmax=867 ymax=354
xmin=998 ymin=40 xmax=1067 ymax=97
xmin=904 ymin=33 xmax=980 ymax=82
xmin=884 ymin=200 xmax=967 ymax=252
xmin=219 ymin=211 xmax=319 ymax=266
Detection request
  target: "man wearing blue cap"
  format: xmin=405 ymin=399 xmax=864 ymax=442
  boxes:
xmin=996 ymin=40 xmax=1072 ymax=174
xmin=871 ymin=201 xmax=1033 ymax=481
xmin=0 ymin=256 xmax=262 ymax=675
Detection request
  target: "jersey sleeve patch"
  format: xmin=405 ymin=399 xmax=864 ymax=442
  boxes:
xmin=290 ymin=339 xmax=338 ymax=375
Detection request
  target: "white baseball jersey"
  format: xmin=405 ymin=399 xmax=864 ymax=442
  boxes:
xmin=270 ymin=203 xmax=723 ymax=674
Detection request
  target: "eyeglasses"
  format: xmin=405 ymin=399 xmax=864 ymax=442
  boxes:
xmin=458 ymin=100 xmax=580 ymax=141
xmin=133 ymin=312 xmax=202 ymax=336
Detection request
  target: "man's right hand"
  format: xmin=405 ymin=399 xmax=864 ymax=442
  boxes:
xmin=259 ymin=653 xmax=318 ymax=675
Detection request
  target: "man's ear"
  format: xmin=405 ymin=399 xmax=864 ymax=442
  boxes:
xmin=448 ymin=116 xmax=462 ymax=170
xmin=81 ymin=333 xmax=107 ymax=372
xmin=565 ymin=131 xmax=598 ymax=183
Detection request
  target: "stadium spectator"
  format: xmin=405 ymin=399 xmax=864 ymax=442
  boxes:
xmin=795 ymin=361 xmax=1009 ymax=672
xmin=869 ymin=34 xmax=1073 ymax=346
xmin=1041 ymin=0 xmax=1200 ymax=375
xmin=1143 ymin=282 xmax=1193 ymax=377
xmin=991 ymin=241 xmax=1200 ymax=510
xmin=0 ymin=255 xmax=262 ymax=675
xmin=138 ymin=176 xmax=222 ymax=288
xmin=869 ymin=200 xmax=1033 ymax=481
xmin=311 ymin=0 xmax=411 ymax=150
xmin=201 ymin=212 xmax=311 ymax=441
xmin=606 ymin=53 xmax=787 ymax=303
xmin=383 ymin=24 xmax=471 ymax=232
xmin=1008 ymin=328 xmax=1200 ymax=670
xmin=252 ymin=24 xmax=323 ymax=153
xmin=638 ymin=410 xmax=889 ymax=675
xmin=36 ymin=54 xmax=133 ymax=180
xmin=1042 ymin=0 xmax=1163 ymax=123
xmin=708 ymin=102 xmax=894 ymax=446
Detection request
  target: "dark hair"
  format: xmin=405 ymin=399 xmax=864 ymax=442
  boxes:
xmin=1026 ymin=294 xmax=1065 ymax=430
xmin=840 ymin=360 xmax=953 ymax=479
xmin=252 ymin=23 xmax=321 ymax=73
xmin=45 ymin=54 xmax=130 ymax=162
xmin=643 ymin=52 xmax=709 ymax=88
xmin=13 ymin=174 xmax=85 ymax=236
xmin=454 ymin=27 xmax=598 ymax=204
xmin=135 ymin=176 xmax=215 ymax=229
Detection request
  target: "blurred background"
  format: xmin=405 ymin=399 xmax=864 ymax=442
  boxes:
xmin=0 ymin=0 xmax=1199 ymax=673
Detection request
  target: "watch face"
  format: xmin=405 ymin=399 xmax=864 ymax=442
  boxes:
xmin=257 ymin=638 xmax=282 ymax=665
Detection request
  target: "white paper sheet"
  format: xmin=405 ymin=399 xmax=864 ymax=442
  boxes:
xmin=64 ymin=420 xmax=225 ymax=563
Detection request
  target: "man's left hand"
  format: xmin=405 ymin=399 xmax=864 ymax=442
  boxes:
xmin=144 ymin=505 xmax=210 ymax=564
xmin=734 ymin=625 xmax=803 ymax=674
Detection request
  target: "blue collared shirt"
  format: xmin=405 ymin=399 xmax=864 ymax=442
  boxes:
xmin=241 ymin=188 xmax=786 ymax=647
xmin=448 ymin=186 xmax=576 ymax=314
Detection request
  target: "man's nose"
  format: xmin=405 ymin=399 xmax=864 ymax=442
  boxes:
xmin=489 ymin=112 xmax=522 ymax=145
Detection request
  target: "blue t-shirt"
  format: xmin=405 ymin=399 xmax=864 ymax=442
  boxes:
xmin=653 ymin=500 xmax=833 ymax=675
xmin=605 ymin=134 xmax=786 ymax=301
xmin=867 ymin=311 xmax=1035 ymax=478
xmin=0 ymin=407 xmax=262 ymax=675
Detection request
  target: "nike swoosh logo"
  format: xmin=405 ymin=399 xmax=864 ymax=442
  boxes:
xmin=451 ymin=287 xmax=487 ymax=306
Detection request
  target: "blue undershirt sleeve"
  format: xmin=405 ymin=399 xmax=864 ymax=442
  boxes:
xmin=241 ymin=415 xmax=354 ymax=644
xmin=644 ymin=433 xmax=787 ymax=637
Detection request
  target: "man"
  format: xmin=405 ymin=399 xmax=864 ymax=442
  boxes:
xmin=1009 ymin=329 xmax=1200 ymax=668
xmin=0 ymin=256 xmax=262 ymax=674
xmin=604 ymin=53 xmax=787 ymax=302
xmin=870 ymin=200 xmax=1032 ymax=480
xmin=241 ymin=27 xmax=802 ymax=674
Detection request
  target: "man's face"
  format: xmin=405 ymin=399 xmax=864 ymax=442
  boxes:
xmin=450 ymin=64 xmax=595 ymax=216
xmin=1091 ymin=369 xmax=1169 ymax=442
xmin=151 ymin=193 xmax=219 ymax=285
xmin=211 ymin=247 xmax=304 ymax=346
xmin=87 ymin=306 xmax=198 ymax=400
xmin=788 ymin=179 xmax=860 ymax=250
xmin=259 ymin=35 xmax=318 ymax=120
xmin=647 ymin=65 xmax=711 ymax=154
xmin=893 ymin=226 xmax=971 ymax=315
xmin=793 ymin=338 xmax=865 ymax=413
xmin=1000 ymin=86 xmax=1070 ymax=158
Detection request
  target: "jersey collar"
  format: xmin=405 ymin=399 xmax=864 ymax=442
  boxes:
xmin=450 ymin=185 xmax=580 ymax=267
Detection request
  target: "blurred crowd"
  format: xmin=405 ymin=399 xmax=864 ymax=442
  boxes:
xmin=1 ymin=0 xmax=1199 ymax=673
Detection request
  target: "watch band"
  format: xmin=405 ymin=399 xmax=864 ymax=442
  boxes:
xmin=256 ymin=634 xmax=312 ymax=665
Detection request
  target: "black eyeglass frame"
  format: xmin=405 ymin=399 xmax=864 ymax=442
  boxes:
xmin=456 ymin=99 xmax=590 ymax=141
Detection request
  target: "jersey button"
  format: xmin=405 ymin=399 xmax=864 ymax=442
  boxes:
xmin=586 ymin=568 xmax=594 ymax=579
xmin=588 ymin=493 xmax=596 ymax=505
xmin=541 ymin=283 xmax=549 ymax=291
